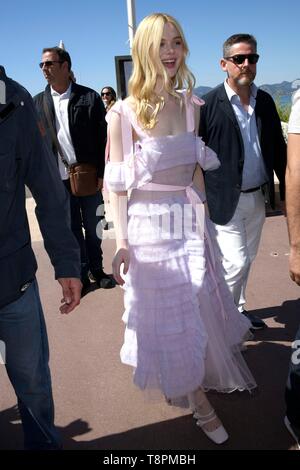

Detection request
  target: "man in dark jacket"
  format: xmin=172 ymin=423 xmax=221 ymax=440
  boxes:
xmin=0 ymin=66 xmax=82 ymax=449
xmin=34 ymin=47 xmax=114 ymax=291
xmin=199 ymin=34 xmax=286 ymax=330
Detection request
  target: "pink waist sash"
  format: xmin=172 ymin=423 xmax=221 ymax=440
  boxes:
xmin=139 ymin=181 xmax=205 ymax=205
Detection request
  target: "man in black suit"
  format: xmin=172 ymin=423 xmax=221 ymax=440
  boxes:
xmin=34 ymin=47 xmax=115 ymax=292
xmin=199 ymin=34 xmax=286 ymax=330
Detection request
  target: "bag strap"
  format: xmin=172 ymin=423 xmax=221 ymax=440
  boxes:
xmin=42 ymin=94 xmax=70 ymax=169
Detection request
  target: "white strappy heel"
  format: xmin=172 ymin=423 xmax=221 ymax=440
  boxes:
xmin=194 ymin=409 xmax=229 ymax=445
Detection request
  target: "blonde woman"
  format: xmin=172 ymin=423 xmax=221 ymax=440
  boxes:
xmin=104 ymin=13 xmax=256 ymax=445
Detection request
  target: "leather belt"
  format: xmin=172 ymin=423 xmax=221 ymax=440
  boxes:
xmin=241 ymin=186 xmax=261 ymax=193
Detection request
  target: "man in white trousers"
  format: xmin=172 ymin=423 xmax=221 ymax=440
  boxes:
xmin=199 ymin=34 xmax=286 ymax=330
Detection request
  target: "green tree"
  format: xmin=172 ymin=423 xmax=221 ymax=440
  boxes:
xmin=275 ymin=99 xmax=291 ymax=123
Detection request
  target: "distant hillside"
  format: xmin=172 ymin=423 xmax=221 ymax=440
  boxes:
xmin=194 ymin=86 xmax=213 ymax=97
xmin=260 ymin=80 xmax=300 ymax=105
xmin=194 ymin=79 xmax=300 ymax=106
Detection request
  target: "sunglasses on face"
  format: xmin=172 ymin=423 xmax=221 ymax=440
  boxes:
xmin=225 ymin=54 xmax=260 ymax=65
xmin=101 ymin=92 xmax=112 ymax=97
xmin=39 ymin=60 xmax=63 ymax=69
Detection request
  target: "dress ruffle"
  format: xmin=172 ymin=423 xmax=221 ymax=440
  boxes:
xmin=121 ymin=206 xmax=256 ymax=401
xmin=104 ymin=145 xmax=162 ymax=192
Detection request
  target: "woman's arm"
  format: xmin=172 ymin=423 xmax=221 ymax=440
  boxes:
xmin=108 ymin=112 xmax=130 ymax=285
xmin=193 ymin=103 xmax=210 ymax=217
xmin=193 ymin=165 xmax=210 ymax=217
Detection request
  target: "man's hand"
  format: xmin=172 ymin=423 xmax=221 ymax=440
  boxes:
xmin=112 ymin=247 xmax=130 ymax=286
xmin=58 ymin=277 xmax=82 ymax=314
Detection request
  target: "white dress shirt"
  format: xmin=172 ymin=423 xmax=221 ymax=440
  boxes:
xmin=51 ymin=84 xmax=77 ymax=180
xmin=224 ymin=80 xmax=268 ymax=190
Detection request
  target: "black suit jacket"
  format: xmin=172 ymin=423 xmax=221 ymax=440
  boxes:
xmin=34 ymin=82 xmax=107 ymax=178
xmin=199 ymin=84 xmax=286 ymax=225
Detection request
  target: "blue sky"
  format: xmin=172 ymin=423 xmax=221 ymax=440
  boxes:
xmin=1 ymin=0 xmax=299 ymax=97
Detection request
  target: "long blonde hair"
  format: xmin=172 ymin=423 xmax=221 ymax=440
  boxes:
xmin=128 ymin=13 xmax=195 ymax=129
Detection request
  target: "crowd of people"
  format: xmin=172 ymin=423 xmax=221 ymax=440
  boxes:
xmin=0 ymin=11 xmax=299 ymax=450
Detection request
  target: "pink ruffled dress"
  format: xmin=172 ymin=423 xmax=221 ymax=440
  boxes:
xmin=104 ymin=92 xmax=257 ymax=404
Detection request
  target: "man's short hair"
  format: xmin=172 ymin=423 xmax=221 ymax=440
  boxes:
xmin=223 ymin=34 xmax=257 ymax=58
xmin=42 ymin=47 xmax=72 ymax=71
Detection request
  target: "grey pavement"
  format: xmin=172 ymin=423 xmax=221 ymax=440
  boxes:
xmin=0 ymin=199 xmax=300 ymax=450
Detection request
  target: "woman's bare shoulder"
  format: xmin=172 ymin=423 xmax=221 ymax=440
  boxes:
xmin=123 ymin=96 xmax=136 ymax=111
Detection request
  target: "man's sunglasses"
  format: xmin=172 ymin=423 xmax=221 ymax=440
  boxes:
xmin=39 ymin=60 xmax=63 ymax=69
xmin=225 ymin=54 xmax=260 ymax=65
xmin=101 ymin=92 xmax=112 ymax=97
